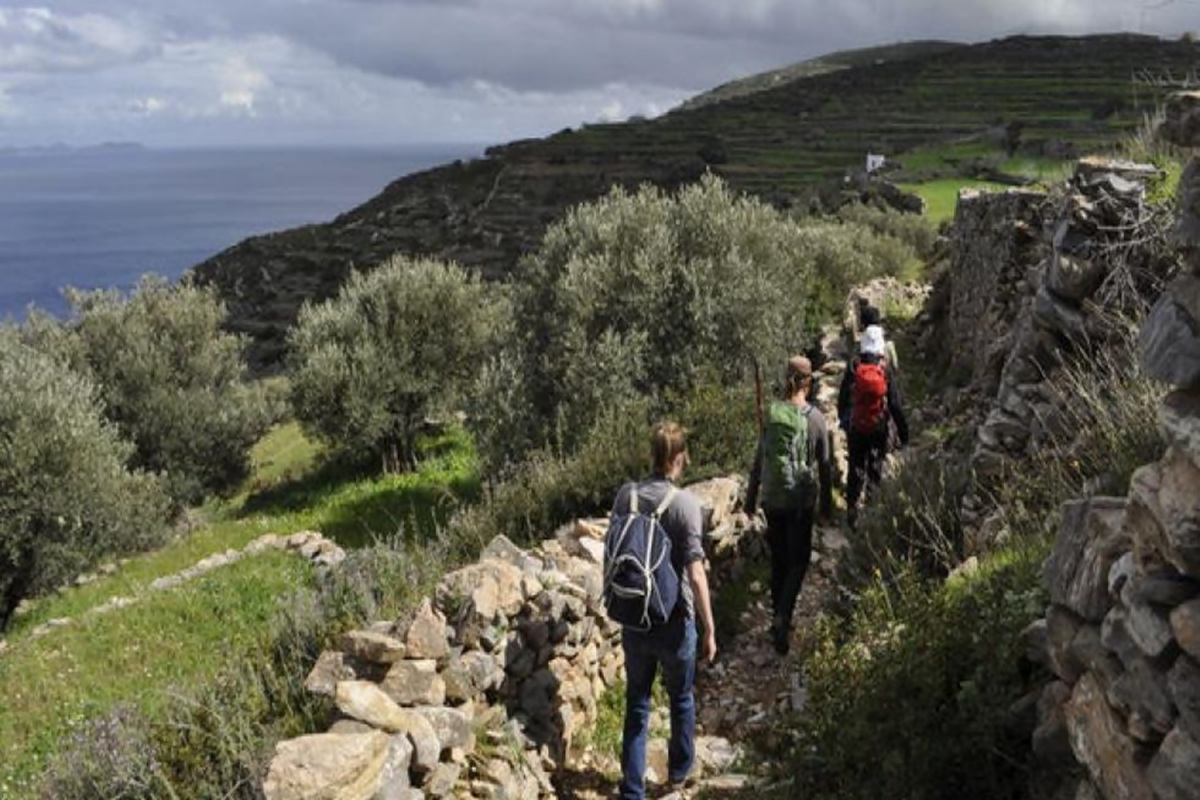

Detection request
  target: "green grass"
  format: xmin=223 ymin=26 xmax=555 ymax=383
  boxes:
xmin=898 ymin=179 xmax=1013 ymax=224
xmin=0 ymin=421 xmax=481 ymax=794
xmin=0 ymin=552 xmax=315 ymax=796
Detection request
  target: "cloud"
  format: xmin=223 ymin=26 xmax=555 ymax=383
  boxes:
xmin=0 ymin=7 xmax=157 ymax=72
xmin=0 ymin=0 xmax=1198 ymax=146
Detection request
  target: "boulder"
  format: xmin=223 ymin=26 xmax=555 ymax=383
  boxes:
xmin=1169 ymin=656 xmax=1200 ymax=744
xmin=1129 ymin=450 xmax=1200 ymax=579
xmin=412 ymin=706 xmax=473 ymax=752
xmin=685 ymin=477 xmax=740 ymax=533
xmin=1125 ymin=569 xmax=1200 ymax=608
xmin=481 ymin=535 xmax=542 ymax=573
xmin=425 ymin=763 xmax=462 ymax=798
xmin=1125 ymin=598 xmax=1175 ymax=659
xmin=694 ymin=736 xmax=739 ymax=774
xmin=1147 ymin=727 xmax=1200 ymax=800
xmin=404 ymin=600 xmax=450 ymax=661
xmin=1107 ymin=658 xmax=1177 ymax=739
xmin=340 ymin=630 xmax=407 ymax=665
xmin=438 ymin=559 xmax=525 ymax=627
xmin=1065 ymin=673 xmax=1155 ymax=799
xmin=1100 ymin=608 xmax=1142 ymax=669
xmin=1176 ymin=159 xmax=1200 ymax=261
xmin=1046 ymin=605 xmax=1085 ymax=683
xmin=382 ymin=660 xmax=446 ymax=707
xmin=442 ymin=651 xmax=501 ymax=702
xmin=556 ymin=518 xmax=608 ymax=561
xmin=375 ymin=735 xmax=414 ymax=800
xmin=1172 ymin=599 xmax=1200 ymax=662
xmin=304 ymin=651 xmax=386 ymax=697
xmin=1161 ymin=390 xmax=1200 ymax=470
xmin=1033 ymin=286 xmax=1086 ymax=340
xmin=1160 ymin=91 xmax=1200 ymax=148
xmin=1047 ymin=252 xmax=1106 ymax=304
xmin=262 ymin=731 xmax=390 ymax=800
xmin=1045 ymin=497 xmax=1128 ymax=622
xmin=334 ymin=682 xmax=441 ymax=771
xmin=1140 ymin=276 xmax=1200 ymax=391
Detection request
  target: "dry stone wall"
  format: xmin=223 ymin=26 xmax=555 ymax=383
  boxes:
xmin=263 ymin=477 xmax=750 ymax=800
xmin=1028 ymin=91 xmax=1200 ymax=800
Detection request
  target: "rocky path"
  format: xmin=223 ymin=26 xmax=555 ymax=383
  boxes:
xmin=556 ymin=324 xmax=860 ymax=799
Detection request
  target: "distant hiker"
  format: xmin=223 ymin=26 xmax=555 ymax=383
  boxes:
xmin=837 ymin=325 xmax=909 ymax=529
xmin=606 ymin=421 xmax=716 ymax=800
xmin=859 ymin=304 xmax=900 ymax=371
xmin=745 ymin=356 xmax=834 ymax=656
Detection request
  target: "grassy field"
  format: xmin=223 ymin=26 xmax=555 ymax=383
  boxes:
xmin=0 ymin=422 xmax=481 ymax=795
xmin=898 ymin=179 xmax=1012 ymax=224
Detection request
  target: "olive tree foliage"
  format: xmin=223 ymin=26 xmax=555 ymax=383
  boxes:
xmin=0 ymin=331 xmax=168 ymax=629
xmin=288 ymin=255 xmax=507 ymax=473
xmin=59 ymin=277 xmax=272 ymax=506
xmin=486 ymin=174 xmax=820 ymax=467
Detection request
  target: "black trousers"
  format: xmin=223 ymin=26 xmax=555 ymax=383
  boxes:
xmin=765 ymin=505 xmax=815 ymax=632
xmin=846 ymin=428 xmax=889 ymax=510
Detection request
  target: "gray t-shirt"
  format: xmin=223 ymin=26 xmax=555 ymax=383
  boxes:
xmin=611 ymin=477 xmax=705 ymax=619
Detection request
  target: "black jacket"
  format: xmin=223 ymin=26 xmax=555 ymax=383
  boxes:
xmin=836 ymin=353 xmax=909 ymax=445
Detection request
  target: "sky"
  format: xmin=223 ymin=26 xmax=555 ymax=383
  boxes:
xmin=0 ymin=0 xmax=1196 ymax=148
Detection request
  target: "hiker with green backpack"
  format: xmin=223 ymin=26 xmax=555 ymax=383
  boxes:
xmin=745 ymin=356 xmax=833 ymax=656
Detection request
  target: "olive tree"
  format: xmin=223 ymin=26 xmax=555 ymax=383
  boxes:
xmin=64 ymin=277 xmax=272 ymax=506
xmin=289 ymin=255 xmax=507 ymax=473
xmin=0 ymin=332 xmax=167 ymax=628
xmin=505 ymin=174 xmax=820 ymax=459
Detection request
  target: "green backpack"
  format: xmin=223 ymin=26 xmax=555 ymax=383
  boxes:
xmin=760 ymin=400 xmax=817 ymax=511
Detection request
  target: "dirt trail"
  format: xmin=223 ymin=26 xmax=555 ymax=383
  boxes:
xmin=558 ymin=323 xmax=857 ymax=799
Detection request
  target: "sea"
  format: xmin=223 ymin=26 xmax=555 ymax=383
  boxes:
xmin=0 ymin=144 xmax=482 ymax=321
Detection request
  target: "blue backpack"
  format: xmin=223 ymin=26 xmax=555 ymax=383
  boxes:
xmin=602 ymin=484 xmax=680 ymax=630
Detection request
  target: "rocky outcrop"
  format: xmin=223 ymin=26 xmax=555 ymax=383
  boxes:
xmin=264 ymin=477 xmax=751 ymax=800
xmin=1030 ymin=92 xmax=1200 ymax=800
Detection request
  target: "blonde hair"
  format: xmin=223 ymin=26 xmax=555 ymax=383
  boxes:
xmin=650 ymin=420 xmax=688 ymax=476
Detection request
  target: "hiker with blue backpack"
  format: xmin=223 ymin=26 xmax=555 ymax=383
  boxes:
xmin=745 ymin=356 xmax=834 ymax=656
xmin=837 ymin=324 xmax=909 ymax=530
xmin=604 ymin=421 xmax=716 ymax=800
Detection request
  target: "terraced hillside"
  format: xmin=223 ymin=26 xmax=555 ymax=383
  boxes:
xmin=192 ymin=33 xmax=1200 ymax=367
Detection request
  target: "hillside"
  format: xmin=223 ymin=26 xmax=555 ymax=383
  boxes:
xmin=191 ymin=33 xmax=1200 ymax=367
xmin=675 ymin=39 xmax=966 ymax=111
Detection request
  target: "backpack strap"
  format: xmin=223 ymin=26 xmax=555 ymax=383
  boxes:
xmin=629 ymin=484 xmax=639 ymax=515
xmin=653 ymin=486 xmax=679 ymax=518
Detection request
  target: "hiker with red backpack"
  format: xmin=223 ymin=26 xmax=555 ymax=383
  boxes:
xmin=745 ymin=356 xmax=834 ymax=656
xmin=837 ymin=324 xmax=909 ymax=529
xmin=605 ymin=421 xmax=717 ymax=799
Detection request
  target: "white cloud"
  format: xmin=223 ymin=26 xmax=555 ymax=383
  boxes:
xmin=0 ymin=0 xmax=1198 ymax=146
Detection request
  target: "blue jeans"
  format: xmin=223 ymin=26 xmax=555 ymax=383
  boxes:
xmin=619 ymin=616 xmax=697 ymax=799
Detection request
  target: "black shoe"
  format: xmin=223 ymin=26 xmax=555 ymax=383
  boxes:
xmin=772 ymin=618 xmax=790 ymax=656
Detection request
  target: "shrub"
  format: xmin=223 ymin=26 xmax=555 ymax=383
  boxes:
xmin=841 ymin=448 xmax=971 ymax=587
xmin=289 ymin=256 xmax=507 ymax=474
xmin=793 ymin=546 xmax=1048 ymax=800
xmin=0 ymin=331 xmax=168 ymax=629
xmin=40 ymin=706 xmax=163 ymax=799
xmin=834 ymin=203 xmax=939 ymax=261
xmin=63 ymin=277 xmax=271 ymax=506
xmin=507 ymin=174 xmax=822 ymax=462
xmin=448 ymin=396 xmax=653 ymax=555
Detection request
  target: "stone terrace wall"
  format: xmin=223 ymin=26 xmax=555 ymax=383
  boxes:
xmin=262 ymin=477 xmax=747 ymax=800
xmin=1029 ymin=91 xmax=1200 ymax=800
xmin=947 ymin=187 xmax=1048 ymax=395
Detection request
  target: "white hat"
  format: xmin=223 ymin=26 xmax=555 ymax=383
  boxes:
xmin=861 ymin=325 xmax=886 ymax=356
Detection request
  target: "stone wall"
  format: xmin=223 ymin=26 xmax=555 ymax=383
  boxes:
xmin=946 ymin=187 xmax=1048 ymax=395
xmin=1029 ymin=91 xmax=1200 ymax=800
xmin=262 ymin=476 xmax=748 ymax=800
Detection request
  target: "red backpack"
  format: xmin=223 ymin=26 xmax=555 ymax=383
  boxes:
xmin=850 ymin=359 xmax=889 ymax=434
